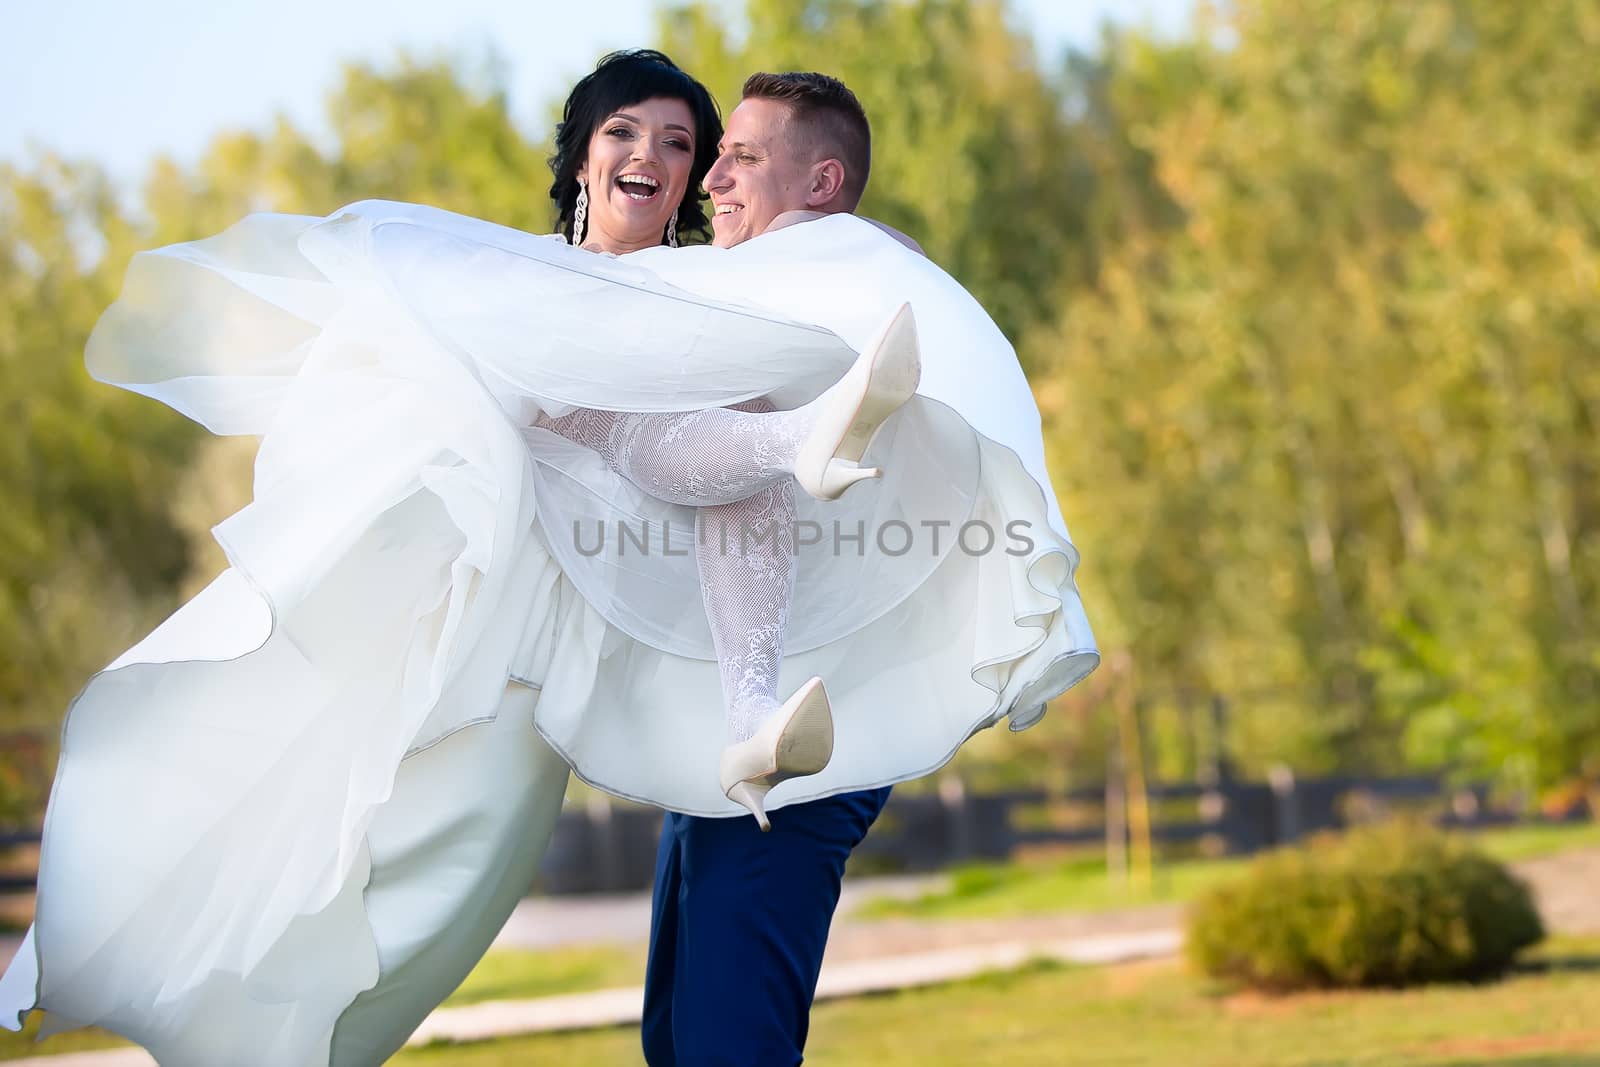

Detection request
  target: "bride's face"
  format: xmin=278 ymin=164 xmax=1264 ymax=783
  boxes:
xmin=578 ymin=96 xmax=698 ymax=253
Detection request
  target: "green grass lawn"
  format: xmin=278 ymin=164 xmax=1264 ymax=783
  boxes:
xmin=441 ymin=944 xmax=644 ymax=1007
xmin=395 ymin=937 xmax=1600 ymax=1066
xmin=0 ymin=1017 xmax=127 ymax=1063
xmin=1469 ymin=820 xmax=1600 ymax=862
xmin=860 ymin=820 xmax=1600 ymax=921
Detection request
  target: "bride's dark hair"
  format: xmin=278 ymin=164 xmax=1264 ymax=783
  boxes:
xmin=549 ymin=50 xmax=723 ymax=245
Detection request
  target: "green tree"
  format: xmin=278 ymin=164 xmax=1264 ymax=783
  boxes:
xmin=1 ymin=159 xmax=194 ymax=730
xmin=1034 ymin=0 xmax=1600 ymax=789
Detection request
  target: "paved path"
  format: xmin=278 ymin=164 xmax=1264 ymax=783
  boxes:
xmin=1515 ymin=846 xmax=1600 ymax=935
xmin=409 ymin=927 xmax=1183 ymax=1048
xmin=0 ymin=875 xmax=946 ymax=972
xmin=486 ymin=871 xmax=1182 ymax=964
xmin=489 ymin=872 xmax=945 ymax=951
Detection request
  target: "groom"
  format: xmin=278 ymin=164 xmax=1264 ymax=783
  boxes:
xmin=640 ymin=71 xmax=904 ymax=1067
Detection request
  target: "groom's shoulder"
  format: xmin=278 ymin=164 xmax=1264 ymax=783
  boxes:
xmin=861 ymin=218 xmax=924 ymax=257
xmin=771 ymin=211 xmax=925 ymax=257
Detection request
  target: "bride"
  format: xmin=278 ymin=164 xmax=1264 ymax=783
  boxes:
xmin=1 ymin=49 xmax=1097 ymax=1066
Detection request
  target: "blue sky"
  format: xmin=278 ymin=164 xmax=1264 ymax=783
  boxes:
xmin=2 ymin=0 xmax=1192 ymax=185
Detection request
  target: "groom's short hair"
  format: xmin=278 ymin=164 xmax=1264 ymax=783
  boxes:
xmin=742 ymin=72 xmax=871 ymax=209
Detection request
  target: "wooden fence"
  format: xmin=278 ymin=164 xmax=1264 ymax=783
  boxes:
xmin=0 ymin=773 xmax=1586 ymax=898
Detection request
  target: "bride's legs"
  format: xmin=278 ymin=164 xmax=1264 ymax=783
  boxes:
xmin=540 ymin=399 xmax=802 ymax=744
xmin=536 ymin=302 xmax=919 ymax=508
xmin=696 ymin=482 xmax=798 ymax=743
xmin=534 ymin=404 xmax=809 ymax=507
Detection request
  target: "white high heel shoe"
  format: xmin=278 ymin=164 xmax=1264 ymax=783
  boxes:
xmin=719 ymin=676 xmax=835 ymax=831
xmin=793 ymin=303 xmax=922 ymax=501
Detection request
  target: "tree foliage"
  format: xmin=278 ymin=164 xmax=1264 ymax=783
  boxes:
xmin=3 ymin=1 xmax=1597 ymax=822
xmin=1 ymin=159 xmax=194 ymax=738
xmin=1040 ymin=0 xmax=1599 ymax=789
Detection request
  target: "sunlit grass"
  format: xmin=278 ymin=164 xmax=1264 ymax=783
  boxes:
xmin=1468 ymin=820 xmax=1600 ymax=862
xmin=396 ymin=937 xmax=1600 ymax=1066
xmin=0 ymin=1017 xmax=128 ymax=1062
xmin=860 ymin=820 xmax=1600 ymax=921
xmin=441 ymin=944 xmax=644 ymax=1007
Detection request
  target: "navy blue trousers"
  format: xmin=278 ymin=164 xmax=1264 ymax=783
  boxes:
xmin=640 ymin=787 xmax=893 ymax=1066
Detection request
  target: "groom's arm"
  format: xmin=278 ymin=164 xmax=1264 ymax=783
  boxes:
xmin=766 ymin=209 xmax=926 ymax=257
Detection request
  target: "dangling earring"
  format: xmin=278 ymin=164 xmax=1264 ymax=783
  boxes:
xmin=666 ymin=206 xmax=680 ymax=248
xmin=571 ymin=177 xmax=588 ymax=247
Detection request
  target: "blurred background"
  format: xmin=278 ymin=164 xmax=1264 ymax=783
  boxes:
xmin=4 ymin=9 xmax=1600 ymax=1061
xmin=1 ymin=0 xmax=1596 ymax=838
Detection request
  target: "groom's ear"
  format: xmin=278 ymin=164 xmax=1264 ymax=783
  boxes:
xmin=805 ymin=158 xmax=848 ymax=210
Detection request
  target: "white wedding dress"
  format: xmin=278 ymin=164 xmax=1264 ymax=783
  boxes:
xmin=0 ymin=202 xmax=1098 ymax=1064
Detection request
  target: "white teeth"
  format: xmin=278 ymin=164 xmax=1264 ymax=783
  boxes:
xmin=617 ymin=174 xmax=661 ymax=201
xmin=715 ymin=204 xmax=743 ymax=215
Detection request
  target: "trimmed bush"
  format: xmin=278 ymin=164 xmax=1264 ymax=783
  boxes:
xmin=1186 ymin=822 xmax=1544 ymax=990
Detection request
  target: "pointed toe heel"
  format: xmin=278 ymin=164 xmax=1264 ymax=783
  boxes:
xmin=719 ymin=677 xmax=835 ymax=828
xmin=794 ymin=304 xmax=921 ymax=501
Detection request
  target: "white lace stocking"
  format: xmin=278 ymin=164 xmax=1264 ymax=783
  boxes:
xmin=538 ymin=400 xmax=802 ymax=742
xmin=536 ymin=403 xmax=809 ymax=506
xmin=696 ymin=481 xmax=797 ymax=742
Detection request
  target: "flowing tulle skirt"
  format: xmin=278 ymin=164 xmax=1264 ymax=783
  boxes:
xmin=1 ymin=202 xmax=1097 ymax=1063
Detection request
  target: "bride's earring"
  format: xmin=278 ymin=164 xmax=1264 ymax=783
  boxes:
xmin=666 ymin=206 xmax=680 ymax=248
xmin=571 ymin=177 xmax=589 ymax=246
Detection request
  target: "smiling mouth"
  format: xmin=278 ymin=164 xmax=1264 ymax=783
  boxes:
xmin=616 ymin=174 xmax=661 ymax=201
xmin=714 ymin=204 xmax=744 ymax=218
